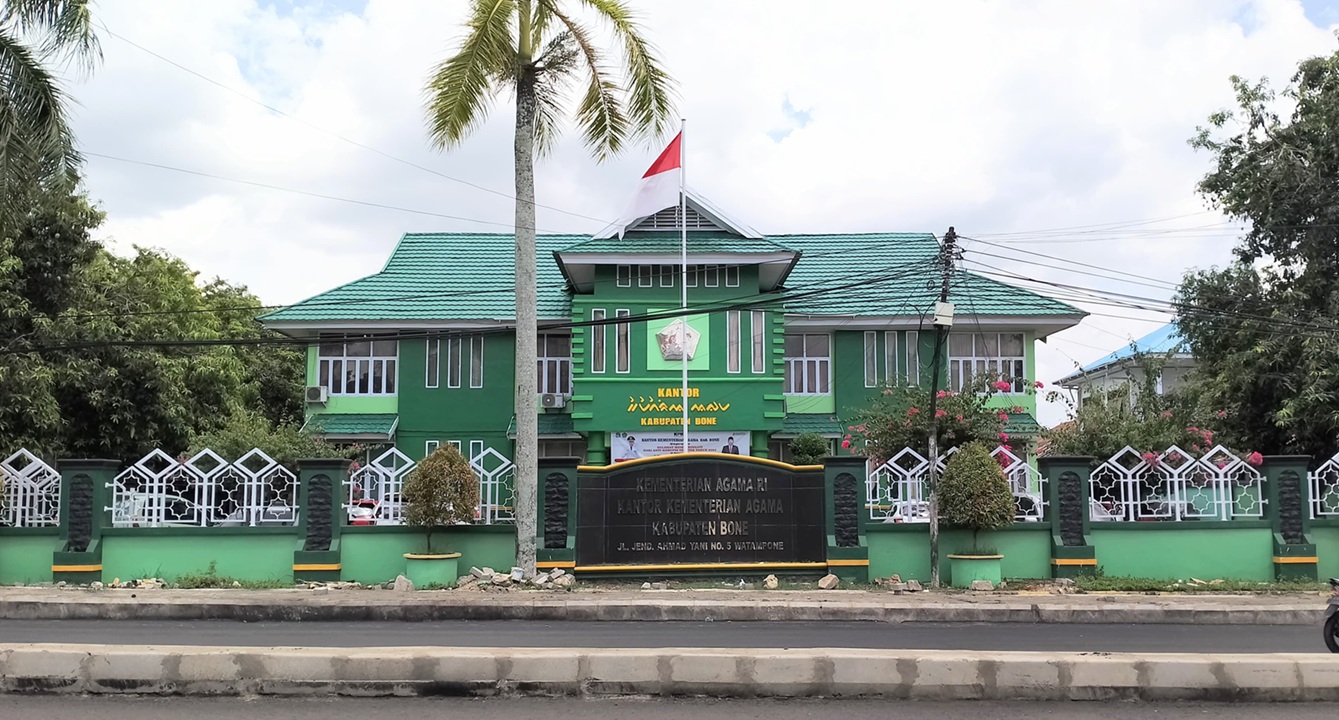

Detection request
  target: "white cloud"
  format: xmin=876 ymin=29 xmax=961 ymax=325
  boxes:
xmin=65 ymin=0 xmax=1339 ymax=424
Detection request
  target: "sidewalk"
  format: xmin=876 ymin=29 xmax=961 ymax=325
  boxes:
xmin=0 ymin=585 xmax=1325 ymax=624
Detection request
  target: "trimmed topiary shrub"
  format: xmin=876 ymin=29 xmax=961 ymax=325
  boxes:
xmin=938 ymin=441 xmax=1015 ymax=554
xmin=402 ymin=444 xmax=480 ymax=553
xmin=789 ymin=433 xmax=830 ymax=465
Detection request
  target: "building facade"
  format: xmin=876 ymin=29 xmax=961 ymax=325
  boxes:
xmin=261 ymin=195 xmax=1085 ymax=465
xmin=1056 ymin=323 xmax=1193 ymax=409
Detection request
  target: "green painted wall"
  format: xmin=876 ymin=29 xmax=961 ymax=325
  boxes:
xmin=100 ymin=532 xmax=295 ymax=583
xmin=1313 ymin=526 xmax=1339 ymax=580
xmin=0 ymin=532 xmax=59 ymax=584
xmin=341 ymin=527 xmax=516 ymax=584
xmin=304 ymin=346 xmax=400 ymax=416
xmin=868 ymin=527 xmax=1051 ymax=581
xmin=393 ymin=333 xmax=516 ymax=461
xmin=1089 ymin=526 xmax=1274 ymax=580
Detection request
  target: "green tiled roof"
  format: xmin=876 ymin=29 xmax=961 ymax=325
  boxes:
xmin=302 ymin=413 xmax=399 ymax=438
xmin=1004 ymin=412 xmax=1042 ymax=436
xmin=262 ymin=231 xmax=1081 ymax=324
xmin=506 ymin=413 xmax=576 ymax=437
xmin=778 ymin=414 xmax=843 ymax=436
xmin=559 ymin=231 xmax=795 ymax=255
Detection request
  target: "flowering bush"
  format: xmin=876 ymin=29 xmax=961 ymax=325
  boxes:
xmin=848 ymin=374 xmax=1038 ymax=464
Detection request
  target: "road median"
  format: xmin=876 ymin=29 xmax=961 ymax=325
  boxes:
xmin=1 ymin=643 xmax=1335 ymax=701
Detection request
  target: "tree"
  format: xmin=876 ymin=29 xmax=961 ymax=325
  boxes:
xmin=403 ymin=444 xmax=481 ymax=554
xmin=423 ymin=0 xmax=675 ymax=572
xmin=787 ymin=433 xmax=830 ymax=466
xmin=1182 ymin=40 xmax=1339 ymax=458
xmin=0 ymin=0 xmax=100 ymax=234
xmin=936 ymin=442 xmax=1014 ymax=553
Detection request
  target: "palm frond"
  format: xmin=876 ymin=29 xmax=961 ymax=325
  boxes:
xmin=544 ymin=5 xmax=627 ymax=161
xmin=0 ymin=29 xmax=80 ymax=188
xmin=532 ymin=32 xmax=579 ymax=156
xmin=424 ymin=0 xmax=519 ymax=150
xmin=2 ymin=0 xmax=100 ymax=72
xmin=578 ymin=0 xmax=676 ymax=141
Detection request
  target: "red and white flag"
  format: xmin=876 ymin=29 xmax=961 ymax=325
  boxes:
xmin=613 ymin=132 xmax=682 ymax=238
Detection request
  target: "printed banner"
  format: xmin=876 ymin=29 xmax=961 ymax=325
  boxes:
xmin=611 ymin=431 xmax=750 ymax=462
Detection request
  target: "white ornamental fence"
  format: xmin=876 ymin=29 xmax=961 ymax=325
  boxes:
xmin=866 ymin=445 xmax=1046 ymax=524
xmin=108 ymin=449 xmax=300 ymax=528
xmin=347 ymin=446 xmax=515 ymax=526
xmin=1088 ymin=445 xmax=1264 ymax=522
xmin=1310 ymin=453 xmax=1339 ymax=519
xmin=1 ymin=450 xmax=61 ymax=528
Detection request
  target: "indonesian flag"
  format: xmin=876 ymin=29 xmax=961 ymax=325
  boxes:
xmin=614 ymin=132 xmax=683 ymax=238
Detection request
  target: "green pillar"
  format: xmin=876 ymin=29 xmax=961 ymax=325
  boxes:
xmin=584 ymin=432 xmax=607 ymax=465
xmin=750 ymin=430 xmax=769 ymax=458
xmin=823 ymin=455 xmax=868 ymax=582
xmin=293 ymin=458 xmax=351 ymax=583
xmin=537 ymin=457 xmax=579 ymax=572
xmin=53 ymin=459 xmax=119 ymax=585
xmin=1038 ymin=455 xmax=1097 ymax=578
xmin=1262 ymin=455 xmax=1316 ymax=581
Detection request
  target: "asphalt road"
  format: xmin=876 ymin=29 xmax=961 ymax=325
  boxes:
xmin=3 ymin=697 xmax=1337 ymax=719
xmin=0 ymin=619 xmax=1326 ymax=653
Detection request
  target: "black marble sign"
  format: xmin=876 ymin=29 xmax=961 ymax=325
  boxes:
xmin=576 ymin=459 xmax=826 ymax=567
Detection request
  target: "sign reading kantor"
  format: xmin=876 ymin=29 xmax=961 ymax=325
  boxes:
xmin=576 ymin=456 xmax=826 ymax=567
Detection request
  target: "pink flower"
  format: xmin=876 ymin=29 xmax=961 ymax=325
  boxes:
xmin=993 ymin=380 xmax=1012 ymax=392
xmin=908 ymin=408 xmax=921 ymax=415
xmin=349 ymin=461 xmax=362 ymax=472
xmin=841 ymin=439 xmax=852 ymax=449
xmin=997 ymin=411 xmax=1009 ymax=422
xmin=1192 ymin=444 xmax=1201 ymax=453
xmin=1246 ymin=451 xmax=1263 ymax=466
xmin=1217 ymin=410 xmax=1228 ymax=419
xmin=1161 ymin=411 xmax=1173 ymax=419
xmin=1011 ymin=406 xmax=1025 ymax=414
xmin=998 ymin=433 xmax=1010 ymax=442
xmin=1201 ymin=430 xmax=1214 ymax=443
xmin=937 ymin=390 xmax=949 ymax=399
xmin=955 ymin=414 xmax=964 ymax=422
xmin=1187 ymin=426 xmax=1199 ymax=434
xmin=935 ymin=409 xmax=947 ymax=419
xmin=848 ymin=425 xmax=855 ymax=431
xmin=1141 ymin=451 xmax=1160 ymax=467
xmin=1034 ymin=381 xmax=1045 ymax=389
xmin=844 ymin=434 xmax=852 ymax=441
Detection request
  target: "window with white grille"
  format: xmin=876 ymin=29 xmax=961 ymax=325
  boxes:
xmin=318 ymin=337 xmax=398 ymax=395
xmin=864 ymin=331 xmax=878 ymax=387
xmin=591 ymin=309 xmax=606 ymax=373
xmin=628 ymin=205 xmax=722 ymax=232
xmin=949 ymin=332 xmax=1026 ymax=392
xmin=906 ymin=330 xmax=920 ymax=385
xmin=539 ymin=439 xmax=587 ymax=458
xmin=751 ymin=311 xmax=766 ymax=373
xmin=784 ymin=334 xmax=831 ymax=395
xmin=537 ymin=333 xmax=572 ymax=395
xmin=615 ymin=309 xmax=631 ymax=373
xmin=426 ymin=339 xmax=440 ymax=389
xmin=727 ymin=311 xmax=741 ymax=373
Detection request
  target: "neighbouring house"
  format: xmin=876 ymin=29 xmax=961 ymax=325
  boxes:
xmin=1055 ymin=323 xmax=1193 ymax=409
xmin=259 ymin=192 xmax=1086 ymax=468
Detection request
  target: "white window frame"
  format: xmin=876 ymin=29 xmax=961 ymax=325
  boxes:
xmin=659 ymin=264 xmax=674 ymax=288
xmin=906 ymin=330 xmax=920 ymax=385
xmin=686 ymin=265 xmax=698 ymax=288
xmin=884 ymin=331 xmax=897 ymax=383
xmin=538 ymin=333 xmax=573 ymax=395
xmin=469 ymin=440 xmax=484 ymax=461
xmin=426 ymin=338 xmax=440 ymax=389
xmin=539 ymin=439 xmax=588 ymax=459
xmin=448 ymin=440 xmax=462 ymax=452
xmin=591 ymin=309 xmax=606 ymax=373
xmin=726 ymin=265 xmax=740 ymax=288
xmin=638 ymin=264 xmax=654 ymax=288
xmin=864 ymin=331 xmax=878 ymax=388
xmin=615 ymin=309 xmax=631 ymax=374
xmin=784 ymin=333 xmax=832 ymax=396
xmin=425 ymin=440 xmax=439 ymax=456
xmin=616 ymin=265 xmax=631 ymax=287
xmin=317 ymin=337 xmax=398 ymax=396
xmin=446 ymin=337 xmax=463 ymax=389
xmin=469 ymin=335 xmax=484 ymax=388
xmin=751 ymin=311 xmax=766 ymax=374
xmin=948 ymin=332 xmax=1026 ymax=393
xmin=727 ymin=311 xmax=741 ymax=374
xmin=704 ymin=265 xmax=720 ymax=287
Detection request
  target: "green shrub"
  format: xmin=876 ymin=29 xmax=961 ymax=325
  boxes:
xmin=402 ymin=444 xmax=480 ymax=554
xmin=788 ymin=433 xmax=830 ymax=465
xmin=938 ymin=442 xmax=1015 ymax=553
xmin=189 ymin=411 xmax=362 ymax=470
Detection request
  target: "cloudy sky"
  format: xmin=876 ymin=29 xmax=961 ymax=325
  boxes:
xmin=64 ymin=0 xmax=1339 ymax=424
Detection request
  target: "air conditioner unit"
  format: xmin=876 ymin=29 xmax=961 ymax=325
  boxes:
xmin=540 ymin=393 xmax=567 ymax=409
xmin=305 ymin=386 xmax=329 ymax=404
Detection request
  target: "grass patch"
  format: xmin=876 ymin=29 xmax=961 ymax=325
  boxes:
xmin=172 ymin=561 xmax=290 ymax=590
xmin=1073 ymin=575 xmax=1326 ymax=594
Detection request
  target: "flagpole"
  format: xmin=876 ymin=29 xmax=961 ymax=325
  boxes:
xmin=679 ymin=118 xmax=689 ymax=453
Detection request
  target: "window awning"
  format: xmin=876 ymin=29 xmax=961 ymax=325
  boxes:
xmin=772 ymin=414 xmax=843 ymax=439
xmin=506 ymin=414 xmax=579 ymax=439
xmin=301 ymin=413 xmax=399 ymax=441
xmin=1004 ymin=412 xmax=1042 ymax=437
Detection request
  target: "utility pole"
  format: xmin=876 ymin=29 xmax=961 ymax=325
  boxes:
xmin=925 ymin=227 xmax=957 ymax=589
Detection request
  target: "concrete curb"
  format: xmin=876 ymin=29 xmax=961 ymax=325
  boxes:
xmin=1 ymin=643 xmax=1336 ymax=701
xmin=0 ymin=597 xmax=1321 ymax=624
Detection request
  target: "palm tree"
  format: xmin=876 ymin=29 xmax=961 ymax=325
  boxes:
xmin=0 ymin=0 xmax=99 ymax=230
xmin=425 ymin=0 xmax=675 ymax=572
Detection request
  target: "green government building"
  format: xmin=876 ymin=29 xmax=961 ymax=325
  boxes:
xmin=260 ymin=193 xmax=1085 ymax=466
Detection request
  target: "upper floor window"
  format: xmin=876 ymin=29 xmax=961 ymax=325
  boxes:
xmin=445 ymin=335 xmax=485 ymax=389
xmin=538 ymin=333 xmax=573 ymax=395
xmin=783 ymin=333 xmax=830 ymax=395
xmin=318 ymin=337 xmax=397 ymax=396
xmin=949 ymin=332 xmax=1025 ymax=393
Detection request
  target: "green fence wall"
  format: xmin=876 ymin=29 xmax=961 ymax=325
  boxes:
xmin=868 ymin=526 xmax=1051 ymax=582
xmin=341 ymin=527 xmax=516 ymax=584
xmin=100 ymin=530 xmax=296 ymax=583
xmin=1088 ymin=525 xmax=1275 ymax=581
xmin=0 ymin=530 xmax=61 ymax=585
xmin=1312 ymin=525 xmax=1339 ymax=580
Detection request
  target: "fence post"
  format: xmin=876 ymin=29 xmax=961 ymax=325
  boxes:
xmin=824 ymin=455 xmax=869 ymax=582
xmin=537 ymin=456 xmax=579 ymax=573
xmin=293 ymin=458 xmax=351 ymax=583
xmin=1038 ymin=455 xmax=1097 ymax=578
xmin=1262 ymin=455 xmax=1316 ymax=581
xmin=53 ymin=459 xmax=120 ymax=585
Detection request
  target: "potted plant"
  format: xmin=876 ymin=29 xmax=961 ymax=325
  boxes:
xmin=400 ymin=444 xmax=480 ymax=588
xmin=788 ymin=433 xmax=830 ymax=466
xmin=939 ymin=442 xmax=1015 ymax=588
